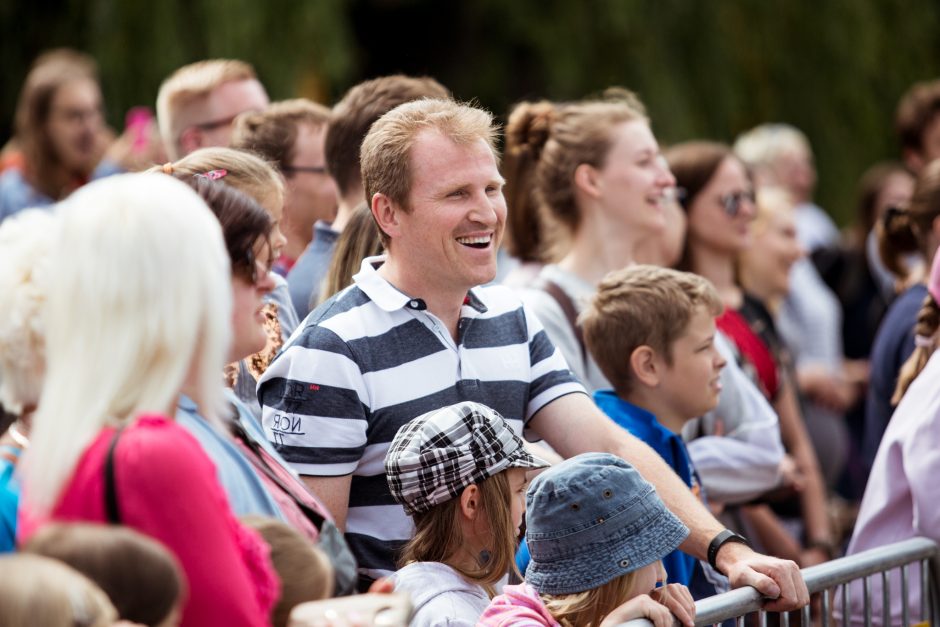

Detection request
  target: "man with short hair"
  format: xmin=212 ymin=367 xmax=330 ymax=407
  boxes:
xmin=896 ymin=78 xmax=940 ymax=175
xmin=286 ymin=75 xmax=450 ymax=317
xmin=258 ymin=99 xmax=808 ymax=610
xmin=231 ymin=99 xmax=336 ymax=281
xmin=156 ymin=59 xmax=269 ymax=160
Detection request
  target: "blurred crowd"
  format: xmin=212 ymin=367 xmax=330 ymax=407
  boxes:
xmin=1 ymin=47 xmax=939 ymax=626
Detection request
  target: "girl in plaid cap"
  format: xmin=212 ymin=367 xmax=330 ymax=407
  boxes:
xmin=385 ymin=401 xmax=549 ymax=627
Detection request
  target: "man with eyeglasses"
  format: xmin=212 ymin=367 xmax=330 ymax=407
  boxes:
xmin=156 ymin=59 xmax=269 ymax=161
xmin=231 ymin=99 xmax=337 ymax=301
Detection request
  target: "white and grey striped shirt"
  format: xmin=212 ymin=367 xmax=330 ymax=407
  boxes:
xmin=258 ymin=256 xmax=584 ymax=581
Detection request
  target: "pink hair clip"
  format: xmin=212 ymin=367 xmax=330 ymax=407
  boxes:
xmin=195 ymin=169 xmax=228 ymax=181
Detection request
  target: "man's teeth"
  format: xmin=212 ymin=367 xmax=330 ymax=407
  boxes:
xmin=456 ymin=235 xmax=491 ymax=245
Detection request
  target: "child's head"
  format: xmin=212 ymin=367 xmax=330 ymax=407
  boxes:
xmin=525 ymin=453 xmax=688 ymax=626
xmin=581 ymin=264 xmax=726 ymax=418
xmin=240 ymin=515 xmax=334 ymax=627
xmin=0 ymin=553 xmax=118 ymax=627
xmin=23 ymin=522 xmax=184 ymax=627
xmin=386 ymin=401 xmax=548 ymax=587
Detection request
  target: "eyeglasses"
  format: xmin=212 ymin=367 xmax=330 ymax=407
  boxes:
xmin=281 ymin=165 xmax=328 ymax=175
xmin=719 ymin=190 xmax=756 ymax=217
xmin=193 ymin=113 xmax=242 ymax=132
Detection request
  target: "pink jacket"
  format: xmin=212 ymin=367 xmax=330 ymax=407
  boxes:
xmin=20 ymin=415 xmax=278 ymax=627
xmin=479 ymin=583 xmax=561 ymax=627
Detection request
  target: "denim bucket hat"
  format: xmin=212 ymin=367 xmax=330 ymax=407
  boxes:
xmin=386 ymin=401 xmax=549 ymax=516
xmin=524 ymin=452 xmax=689 ymax=595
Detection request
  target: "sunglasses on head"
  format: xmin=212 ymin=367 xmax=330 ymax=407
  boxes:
xmin=719 ymin=190 xmax=756 ymax=217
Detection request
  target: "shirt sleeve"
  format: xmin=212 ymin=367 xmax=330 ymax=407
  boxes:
xmin=118 ymin=420 xmax=277 ymax=627
xmin=520 ymin=299 xmax=587 ymax=422
xmin=257 ymin=323 xmax=369 ymax=476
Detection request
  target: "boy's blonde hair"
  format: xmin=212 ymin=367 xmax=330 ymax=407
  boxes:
xmin=156 ymin=59 xmax=257 ymax=159
xmin=580 ymin=265 xmax=723 ymax=395
xmin=541 ymin=570 xmax=640 ymax=627
xmin=398 ymin=471 xmax=517 ymax=595
xmin=152 ymin=146 xmax=285 ymax=211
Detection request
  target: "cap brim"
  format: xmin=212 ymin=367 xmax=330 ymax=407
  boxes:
xmin=506 ymin=447 xmax=550 ymax=471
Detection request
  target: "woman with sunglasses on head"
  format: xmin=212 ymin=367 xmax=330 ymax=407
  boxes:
xmin=17 ymin=173 xmax=278 ymax=627
xmin=667 ymin=142 xmax=835 ymax=568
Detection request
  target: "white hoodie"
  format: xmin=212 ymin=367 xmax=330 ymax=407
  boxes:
xmin=391 ymin=562 xmax=491 ymax=627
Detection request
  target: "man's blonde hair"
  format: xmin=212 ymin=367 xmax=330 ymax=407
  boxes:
xmin=580 ymin=265 xmax=723 ymax=395
xmin=156 ymin=59 xmax=257 ymax=159
xmin=360 ymin=98 xmax=497 ymax=243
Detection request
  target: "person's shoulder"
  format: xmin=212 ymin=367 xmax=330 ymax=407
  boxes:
xmin=119 ymin=414 xmax=206 ymax=461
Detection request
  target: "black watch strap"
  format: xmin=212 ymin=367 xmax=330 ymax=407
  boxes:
xmin=708 ymin=529 xmax=750 ymax=571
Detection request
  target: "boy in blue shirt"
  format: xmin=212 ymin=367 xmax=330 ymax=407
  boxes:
xmin=580 ymin=264 xmax=728 ymax=598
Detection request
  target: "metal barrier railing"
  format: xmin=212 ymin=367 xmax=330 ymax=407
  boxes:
xmin=620 ymin=537 xmax=940 ymax=627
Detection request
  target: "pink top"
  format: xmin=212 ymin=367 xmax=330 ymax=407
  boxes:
xmin=20 ymin=415 xmax=278 ymax=627
xmin=479 ymin=583 xmax=561 ymax=627
xmin=844 ymin=349 xmax=940 ymax=625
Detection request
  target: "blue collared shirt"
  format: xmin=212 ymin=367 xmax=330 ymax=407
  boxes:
xmin=593 ymin=390 xmax=707 ymax=592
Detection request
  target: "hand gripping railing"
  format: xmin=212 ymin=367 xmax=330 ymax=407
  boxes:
xmin=619 ymin=537 xmax=940 ymax=627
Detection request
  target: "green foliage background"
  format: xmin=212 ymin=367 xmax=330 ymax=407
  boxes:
xmin=3 ymin=0 xmax=939 ymax=224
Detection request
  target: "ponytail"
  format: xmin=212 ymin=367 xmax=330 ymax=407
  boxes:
xmin=503 ymin=101 xmax=555 ymax=263
xmin=893 ymin=294 xmax=940 ymax=403
xmin=878 ymin=207 xmax=920 ymax=279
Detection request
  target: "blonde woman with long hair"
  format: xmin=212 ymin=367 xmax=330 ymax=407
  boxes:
xmin=18 ymin=173 xmax=277 ymax=627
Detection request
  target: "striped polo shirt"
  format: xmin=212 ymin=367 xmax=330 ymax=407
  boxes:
xmin=257 ymin=257 xmax=584 ymax=580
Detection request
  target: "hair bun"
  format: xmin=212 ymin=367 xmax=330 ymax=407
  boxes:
xmin=506 ymin=100 xmax=555 ymax=160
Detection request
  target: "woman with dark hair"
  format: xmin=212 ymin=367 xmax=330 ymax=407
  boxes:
xmin=0 ymin=49 xmax=115 ymax=221
xmin=667 ymin=141 xmax=834 ymax=567
xmin=864 ymin=159 xmax=940 ymax=475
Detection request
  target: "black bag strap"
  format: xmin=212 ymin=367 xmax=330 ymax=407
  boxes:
xmin=104 ymin=425 xmax=126 ymax=524
xmin=532 ymin=277 xmax=587 ymax=365
xmin=226 ymin=408 xmax=327 ymax=528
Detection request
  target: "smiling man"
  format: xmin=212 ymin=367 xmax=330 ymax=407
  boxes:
xmin=257 ymin=99 xmax=809 ymax=610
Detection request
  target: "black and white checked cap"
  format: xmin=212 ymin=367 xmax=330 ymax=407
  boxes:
xmin=385 ymin=401 xmax=549 ymax=516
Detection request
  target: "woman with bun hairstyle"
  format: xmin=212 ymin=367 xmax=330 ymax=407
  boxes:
xmin=18 ymin=173 xmax=278 ymax=627
xmin=506 ymin=93 xmax=675 ymax=388
xmin=505 ymin=95 xmax=785 ymax=524
xmin=864 ymin=159 xmax=940 ymax=474
xmin=666 ymin=142 xmax=834 ymax=567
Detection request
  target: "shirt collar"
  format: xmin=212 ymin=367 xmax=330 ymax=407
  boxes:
xmin=352 ymin=255 xmax=489 ymax=315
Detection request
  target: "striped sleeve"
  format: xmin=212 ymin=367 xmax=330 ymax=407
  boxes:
xmin=520 ymin=299 xmax=586 ymax=421
xmin=257 ymin=324 xmax=369 ymax=476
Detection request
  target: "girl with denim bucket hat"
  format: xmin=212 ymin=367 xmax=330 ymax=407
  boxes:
xmin=384 ymin=401 xmax=549 ymax=627
xmin=480 ymin=453 xmax=696 ymax=627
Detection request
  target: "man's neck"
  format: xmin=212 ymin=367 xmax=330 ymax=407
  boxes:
xmin=622 ymin=389 xmax=687 ymax=435
xmin=377 ymin=257 xmax=468 ymax=341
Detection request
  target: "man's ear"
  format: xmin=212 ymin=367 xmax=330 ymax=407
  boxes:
xmin=630 ymin=345 xmax=661 ymax=387
xmin=573 ymin=163 xmax=603 ymax=200
xmin=372 ymin=193 xmax=402 ymax=240
xmin=459 ymin=485 xmax=480 ymax=521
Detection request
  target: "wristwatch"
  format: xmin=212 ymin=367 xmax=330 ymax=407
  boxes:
xmin=707 ymin=529 xmax=751 ymax=571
